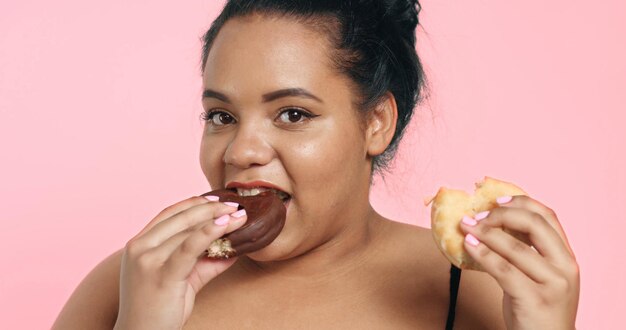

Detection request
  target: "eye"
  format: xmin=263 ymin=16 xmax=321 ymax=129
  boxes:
xmin=277 ymin=108 xmax=318 ymax=124
xmin=200 ymin=110 xmax=236 ymax=126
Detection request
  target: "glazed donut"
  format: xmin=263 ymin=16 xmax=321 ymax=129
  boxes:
xmin=425 ymin=176 xmax=530 ymax=271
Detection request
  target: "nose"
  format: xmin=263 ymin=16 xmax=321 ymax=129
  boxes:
xmin=223 ymin=124 xmax=274 ymax=169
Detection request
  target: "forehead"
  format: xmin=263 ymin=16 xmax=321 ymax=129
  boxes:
xmin=202 ymin=14 xmax=346 ymax=97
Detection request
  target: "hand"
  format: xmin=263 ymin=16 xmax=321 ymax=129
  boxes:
xmin=114 ymin=196 xmax=247 ymax=330
xmin=459 ymin=195 xmax=580 ymax=330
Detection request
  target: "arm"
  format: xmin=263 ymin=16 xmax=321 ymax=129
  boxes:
xmin=52 ymin=249 xmax=123 ymax=330
xmin=54 ymin=196 xmax=245 ymax=330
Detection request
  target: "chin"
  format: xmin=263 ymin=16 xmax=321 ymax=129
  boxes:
xmin=245 ymin=249 xmax=289 ymax=262
xmin=244 ymin=236 xmax=299 ymax=262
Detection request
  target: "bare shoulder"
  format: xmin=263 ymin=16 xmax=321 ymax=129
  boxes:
xmin=381 ymin=220 xmax=506 ymax=329
xmin=377 ymin=219 xmax=450 ymax=274
xmin=52 ymin=249 xmax=122 ymax=330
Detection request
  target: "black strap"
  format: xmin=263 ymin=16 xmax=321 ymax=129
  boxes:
xmin=445 ymin=264 xmax=462 ymax=330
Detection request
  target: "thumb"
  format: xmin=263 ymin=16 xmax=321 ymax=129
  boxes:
xmin=187 ymin=256 xmax=239 ymax=292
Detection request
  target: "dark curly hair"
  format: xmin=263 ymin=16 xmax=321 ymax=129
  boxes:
xmin=200 ymin=0 xmax=426 ymax=177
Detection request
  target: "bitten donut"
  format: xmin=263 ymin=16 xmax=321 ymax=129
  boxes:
xmin=200 ymin=189 xmax=287 ymax=259
xmin=425 ymin=176 xmax=530 ymax=271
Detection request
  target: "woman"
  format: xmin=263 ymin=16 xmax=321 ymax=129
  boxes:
xmin=53 ymin=1 xmax=580 ymax=329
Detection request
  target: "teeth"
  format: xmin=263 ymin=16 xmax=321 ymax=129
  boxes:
xmin=236 ymin=187 xmax=270 ymax=196
xmin=236 ymin=187 xmax=290 ymax=200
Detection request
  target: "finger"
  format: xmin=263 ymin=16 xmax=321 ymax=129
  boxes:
xmin=184 ymin=214 xmax=247 ymax=292
xmin=145 ymin=211 xmax=248 ymax=265
xmin=496 ymin=195 xmax=574 ymax=257
xmin=463 ymin=234 xmax=535 ymax=297
xmin=460 ymin=216 xmax=557 ymax=284
xmin=133 ymin=195 xmax=221 ymax=239
xmin=187 ymin=256 xmax=239 ymax=293
xmin=492 ymin=196 xmax=575 ymax=265
xmin=133 ymin=201 xmax=239 ymax=250
xmin=469 ymin=207 xmax=573 ymax=267
xmin=163 ymin=212 xmax=248 ymax=280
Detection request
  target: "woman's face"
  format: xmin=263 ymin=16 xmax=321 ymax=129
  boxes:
xmin=200 ymin=14 xmax=374 ymax=261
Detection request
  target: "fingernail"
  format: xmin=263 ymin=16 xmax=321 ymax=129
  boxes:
xmin=465 ymin=233 xmax=480 ymax=246
xmin=214 ymin=214 xmax=230 ymax=226
xmin=203 ymin=195 xmax=219 ymax=202
xmin=496 ymin=196 xmax=513 ymax=204
xmin=224 ymin=202 xmax=239 ymax=208
xmin=462 ymin=215 xmax=477 ymax=226
xmin=474 ymin=210 xmax=490 ymax=221
xmin=230 ymin=209 xmax=246 ymax=218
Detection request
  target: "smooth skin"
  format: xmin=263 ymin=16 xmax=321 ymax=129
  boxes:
xmin=53 ymin=13 xmax=579 ymax=329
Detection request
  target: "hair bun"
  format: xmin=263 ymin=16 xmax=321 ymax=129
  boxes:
xmin=381 ymin=0 xmax=421 ymax=45
xmin=346 ymin=0 xmax=421 ymax=46
xmin=382 ymin=0 xmax=420 ymax=25
xmin=343 ymin=0 xmax=420 ymax=42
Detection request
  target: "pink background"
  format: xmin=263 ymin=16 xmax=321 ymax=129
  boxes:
xmin=1 ymin=0 xmax=624 ymax=328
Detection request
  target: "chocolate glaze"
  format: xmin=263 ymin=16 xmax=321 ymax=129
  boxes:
xmin=201 ymin=189 xmax=286 ymax=257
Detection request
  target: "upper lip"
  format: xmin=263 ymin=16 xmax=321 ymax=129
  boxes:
xmin=225 ymin=180 xmax=290 ymax=195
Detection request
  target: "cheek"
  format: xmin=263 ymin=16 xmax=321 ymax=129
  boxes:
xmin=279 ymin=122 xmax=365 ymax=191
xmin=199 ymin=137 xmax=227 ymax=188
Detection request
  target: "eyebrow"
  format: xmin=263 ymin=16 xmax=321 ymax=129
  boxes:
xmin=202 ymin=88 xmax=323 ymax=104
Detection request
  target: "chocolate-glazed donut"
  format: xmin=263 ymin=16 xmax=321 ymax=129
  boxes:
xmin=200 ymin=189 xmax=286 ymax=258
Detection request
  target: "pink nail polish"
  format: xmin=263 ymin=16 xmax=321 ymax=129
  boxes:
xmin=214 ymin=214 xmax=230 ymax=226
xmin=203 ymin=195 xmax=219 ymax=202
xmin=496 ymin=196 xmax=513 ymax=204
xmin=230 ymin=209 xmax=246 ymax=218
xmin=465 ymin=233 xmax=480 ymax=246
xmin=474 ymin=210 xmax=490 ymax=221
xmin=224 ymin=202 xmax=239 ymax=208
xmin=461 ymin=215 xmax=477 ymax=226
